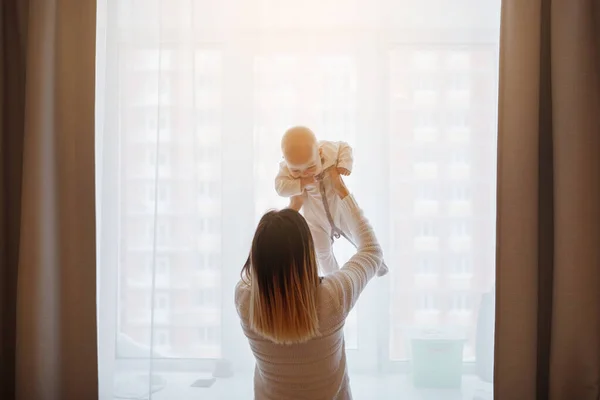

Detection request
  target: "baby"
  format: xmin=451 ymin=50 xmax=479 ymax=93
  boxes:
xmin=275 ymin=126 xmax=389 ymax=277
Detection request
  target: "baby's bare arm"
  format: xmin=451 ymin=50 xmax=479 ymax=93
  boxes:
xmin=275 ymin=162 xmax=303 ymax=197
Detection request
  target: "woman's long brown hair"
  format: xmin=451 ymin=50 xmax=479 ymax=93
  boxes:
xmin=241 ymin=208 xmax=321 ymax=344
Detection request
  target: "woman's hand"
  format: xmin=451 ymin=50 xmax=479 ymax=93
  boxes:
xmin=300 ymin=176 xmax=316 ymax=190
xmin=288 ymin=195 xmax=304 ymax=211
xmin=329 ymin=167 xmax=350 ymax=199
xmin=337 ymin=167 xmax=351 ymax=176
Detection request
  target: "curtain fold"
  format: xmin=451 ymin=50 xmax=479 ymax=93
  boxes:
xmin=0 ymin=1 xmax=99 ymax=400
xmin=495 ymin=1 xmax=600 ymax=399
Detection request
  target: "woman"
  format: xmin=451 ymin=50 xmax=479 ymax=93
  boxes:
xmin=235 ymin=168 xmax=384 ymax=399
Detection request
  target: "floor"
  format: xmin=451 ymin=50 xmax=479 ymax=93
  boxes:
xmin=112 ymin=372 xmax=493 ymax=400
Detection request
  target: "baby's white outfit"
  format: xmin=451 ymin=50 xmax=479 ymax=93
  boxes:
xmin=275 ymin=140 xmax=389 ymax=276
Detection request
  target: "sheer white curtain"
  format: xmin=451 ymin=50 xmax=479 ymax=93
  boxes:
xmin=95 ymin=0 xmax=501 ymax=398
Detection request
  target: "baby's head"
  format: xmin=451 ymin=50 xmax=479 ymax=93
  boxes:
xmin=281 ymin=126 xmax=322 ymax=178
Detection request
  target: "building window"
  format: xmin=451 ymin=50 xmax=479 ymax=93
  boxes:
xmin=155 ymin=293 xmax=169 ymax=310
xmin=416 ymin=294 xmax=437 ymax=311
xmin=146 ymin=255 xmax=169 ymax=275
xmin=128 ymin=49 xmax=172 ymax=71
xmin=450 ymin=221 xmax=469 ymax=236
xmin=416 ymin=221 xmax=436 ymax=237
xmin=450 ymin=293 xmax=471 ymax=312
xmin=144 ymin=109 xmax=170 ymax=134
xmin=158 ymin=221 xmax=169 ymax=243
xmin=159 ymin=112 xmax=169 ymax=131
xmin=155 ymin=329 xmax=170 ymax=347
xmin=413 ymin=74 xmax=437 ymax=92
xmin=416 ymin=257 xmax=437 ymax=275
xmin=448 ymin=73 xmax=471 ymax=91
xmin=447 ymin=112 xmax=469 ymax=128
xmin=415 ymin=111 xmax=438 ymax=129
xmin=208 ymin=253 xmax=220 ymax=268
xmin=198 ymin=288 xmax=217 ymax=307
xmin=446 ymin=51 xmax=471 ymax=70
xmin=415 ymin=185 xmax=438 ymax=201
xmin=198 ymin=181 xmax=220 ymax=198
xmin=450 ymin=149 xmax=470 ymax=164
xmin=195 ymin=50 xmax=222 ymax=75
xmin=413 ymin=50 xmax=438 ymax=70
xmin=449 ymin=186 xmax=471 ymax=201
xmin=159 ymin=185 xmax=169 ymax=203
xmin=449 ymin=256 xmax=473 ymax=275
xmin=196 ymin=109 xmax=221 ymax=130
xmin=198 ymin=326 xmax=219 ymax=345
xmin=147 ymin=221 xmax=170 ymax=244
xmin=147 ymin=183 xmax=170 ymax=204
xmin=199 ymin=217 xmax=220 ymax=234
xmin=140 ymin=76 xmax=171 ymax=105
xmin=156 ymin=256 xmax=169 ymax=274
xmin=197 ymin=144 xmax=221 ymax=163
xmin=197 ymin=253 xmax=221 ymax=270
xmin=148 ymin=149 xmax=168 ymax=167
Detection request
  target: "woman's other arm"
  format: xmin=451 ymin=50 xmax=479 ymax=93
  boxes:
xmin=327 ymin=169 xmax=383 ymax=315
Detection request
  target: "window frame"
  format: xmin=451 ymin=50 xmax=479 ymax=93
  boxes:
xmin=98 ymin=20 xmax=499 ymax=376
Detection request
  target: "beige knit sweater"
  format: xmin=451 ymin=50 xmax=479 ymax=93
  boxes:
xmin=235 ymin=195 xmax=383 ymax=399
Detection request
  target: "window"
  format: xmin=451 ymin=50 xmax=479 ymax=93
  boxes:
xmin=197 ymin=254 xmax=205 ymax=270
xmin=197 ymin=145 xmax=221 ymax=163
xmin=146 ymin=221 xmax=170 ymax=244
xmin=416 ymin=221 xmax=436 ymax=237
xmin=143 ymin=109 xmax=170 ymax=133
xmin=208 ymin=253 xmax=220 ymax=268
xmin=447 ymin=112 xmax=469 ymax=128
xmin=416 ymin=257 xmax=437 ymax=275
xmin=198 ymin=327 xmax=219 ymax=345
xmin=449 ymin=256 xmax=473 ymax=275
xmin=416 ymin=294 xmax=437 ymax=311
xmin=155 ymin=329 xmax=170 ymax=347
xmin=198 ymin=182 xmax=220 ymax=198
xmin=413 ymin=50 xmax=438 ymax=70
xmin=139 ymin=76 xmax=171 ymax=105
xmin=415 ymin=111 xmax=437 ymax=129
xmin=158 ymin=112 xmax=169 ymax=131
xmin=146 ymin=183 xmax=170 ymax=205
xmin=148 ymin=149 xmax=168 ymax=167
xmin=446 ymin=51 xmax=471 ymax=70
xmin=449 ymin=186 xmax=471 ymax=201
xmin=197 ymin=253 xmax=221 ymax=270
xmin=198 ymin=289 xmax=217 ymax=307
xmin=450 ymin=292 xmax=472 ymax=312
xmin=155 ymin=293 xmax=169 ymax=310
xmin=156 ymin=256 xmax=169 ymax=275
xmin=146 ymin=255 xmax=170 ymax=275
xmin=448 ymin=74 xmax=471 ymax=92
xmin=415 ymin=185 xmax=438 ymax=201
xmin=414 ymin=74 xmax=437 ymax=92
xmin=195 ymin=110 xmax=221 ymax=134
xmin=450 ymin=221 xmax=470 ymax=236
xmin=199 ymin=217 xmax=220 ymax=234
xmin=97 ymin=0 xmax=501 ymax=396
xmin=126 ymin=49 xmax=172 ymax=71
xmin=449 ymin=149 xmax=470 ymax=164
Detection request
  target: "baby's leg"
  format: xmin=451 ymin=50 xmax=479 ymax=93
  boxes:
xmin=309 ymin=226 xmax=339 ymax=275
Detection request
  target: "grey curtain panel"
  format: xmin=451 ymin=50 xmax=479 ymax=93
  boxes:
xmin=0 ymin=1 xmax=98 ymax=400
xmin=495 ymin=1 xmax=600 ymax=399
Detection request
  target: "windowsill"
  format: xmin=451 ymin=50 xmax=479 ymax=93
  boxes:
xmin=109 ymin=371 xmax=493 ymax=400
